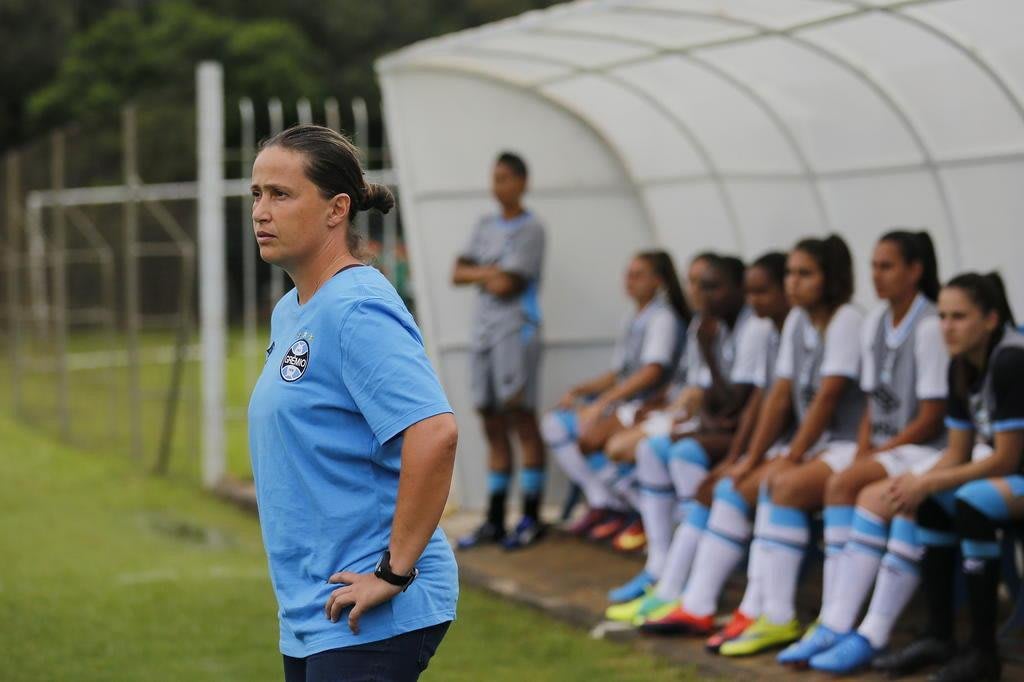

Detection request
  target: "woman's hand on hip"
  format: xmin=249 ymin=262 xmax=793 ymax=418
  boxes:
xmin=325 ymin=571 xmax=402 ymax=634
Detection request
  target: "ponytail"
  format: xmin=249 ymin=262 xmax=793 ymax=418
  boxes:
xmin=638 ymin=250 xmax=692 ymax=325
xmin=794 ymin=234 xmax=854 ymax=308
xmin=880 ymin=229 xmax=940 ymax=301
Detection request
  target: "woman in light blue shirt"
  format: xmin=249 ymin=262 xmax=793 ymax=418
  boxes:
xmin=248 ymin=124 xmax=458 ymax=682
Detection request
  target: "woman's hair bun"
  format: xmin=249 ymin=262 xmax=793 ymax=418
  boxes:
xmin=362 ymin=183 xmax=395 ymax=215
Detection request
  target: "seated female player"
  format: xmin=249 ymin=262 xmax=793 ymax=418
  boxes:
xmin=542 ymin=251 xmax=689 ymax=537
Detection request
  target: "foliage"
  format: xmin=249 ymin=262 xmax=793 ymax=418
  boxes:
xmin=1 ymin=0 xmax=566 ymax=152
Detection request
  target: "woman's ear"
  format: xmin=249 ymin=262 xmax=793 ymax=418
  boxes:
xmin=327 ymin=193 xmax=352 ymax=228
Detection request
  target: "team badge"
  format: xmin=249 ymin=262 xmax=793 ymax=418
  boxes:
xmin=280 ymin=339 xmax=310 ymax=382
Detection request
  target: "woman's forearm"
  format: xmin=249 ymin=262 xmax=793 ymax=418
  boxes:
xmin=388 ymin=413 xmax=458 ymax=576
xmin=924 ymin=431 xmax=1024 ymax=494
xmin=597 ymin=364 xmax=663 ymax=406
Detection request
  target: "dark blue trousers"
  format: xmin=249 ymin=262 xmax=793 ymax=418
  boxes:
xmin=283 ymin=622 xmax=450 ymax=682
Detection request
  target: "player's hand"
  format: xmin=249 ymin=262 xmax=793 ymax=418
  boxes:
xmin=696 ymin=316 xmax=719 ymax=351
xmin=556 ymin=389 xmax=578 ymax=411
xmin=886 ymin=473 xmax=929 ymax=514
xmin=725 ymin=459 xmax=754 ymax=485
xmin=325 ymin=571 xmax=402 ymax=634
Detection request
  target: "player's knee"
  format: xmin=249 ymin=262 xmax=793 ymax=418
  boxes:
xmin=770 ymin=470 xmax=802 ymax=506
xmin=540 ymin=410 xmax=572 ymax=446
xmin=668 ymin=437 xmax=709 ymax=469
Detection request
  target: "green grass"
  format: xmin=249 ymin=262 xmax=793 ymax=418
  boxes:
xmin=0 ymin=416 xmax=697 ymax=681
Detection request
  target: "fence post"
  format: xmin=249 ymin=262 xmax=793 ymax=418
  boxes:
xmin=122 ymin=106 xmax=143 ymax=461
xmin=5 ymin=152 xmax=22 ymax=415
xmin=197 ymin=61 xmax=226 ymax=489
xmin=51 ymin=131 xmax=71 ymax=440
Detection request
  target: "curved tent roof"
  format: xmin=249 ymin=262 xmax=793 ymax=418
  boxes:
xmin=377 ymin=0 xmax=1024 ymax=509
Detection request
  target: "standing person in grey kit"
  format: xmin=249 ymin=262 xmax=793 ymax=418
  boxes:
xmin=452 ymin=152 xmax=547 ymax=550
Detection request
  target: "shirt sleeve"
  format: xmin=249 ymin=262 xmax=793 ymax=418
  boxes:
xmin=499 ymin=222 xmax=545 ymax=281
xmin=339 ymin=298 xmax=453 ymax=444
xmin=914 ymin=315 xmax=949 ymax=400
xmin=773 ymin=309 xmax=801 ymax=380
xmin=730 ymin=317 xmax=767 ymax=386
xmin=945 ymin=360 xmax=973 ymax=431
xmin=822 ymin=304 xmax=863 ymax=379
xmin=859 ymin=306 xmax=885 ymax=392
xmin=991 ymin=347 xmax=1024 ymax=433
xmin=640 ymin=307 xmax=679 ymax=369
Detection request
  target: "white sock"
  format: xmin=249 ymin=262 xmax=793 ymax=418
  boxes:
xmin=820 ymin=505 xmax=854 ymax=622
xmin=666 ymin=438 xmax=709 ymax=500
xmin=737 ymin=539 xmax=766 ymax=617
xmin=681 ymin=480 xmax=752 ymax=617
xmin=654 ymin=502 xmax=708 ymax=602
xmin=612 ymin=467 xmax=640 ymax=511
xmin=637 ymin=439 xmax=675 ymax=578
xmin=593 ymin=461 xmax=629 ymax=512
xmin=759 ymin=503 xmax=809 ymax=625
xmin=822 ymin=507 xmax=887 ymax=633
xmin=857 ymin=517 xmax=924 ymax=649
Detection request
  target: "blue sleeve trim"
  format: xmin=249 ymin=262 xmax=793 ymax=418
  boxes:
xmin=993 ymin=418 xmax=1024 ymax=432
xmin=944 ymin=416 xmax=974 ymax=431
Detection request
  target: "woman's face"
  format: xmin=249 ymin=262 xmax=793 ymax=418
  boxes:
xmin=746 ymin=266 xmax=787 ymax=320
xmin=251 ymin=145 xmax=344 ymax=268
xmin=938 ymin=287 xmax=1000 ymax=357
xmin=785 ymin=249 xmax=825 ymax=310
xmin=872 ymin=240 xmax=920 ymax=302
xmin=625 ymin=257 xmax=660 ymax=304
xmin=687 ymin=257 xmax=712 ymax=314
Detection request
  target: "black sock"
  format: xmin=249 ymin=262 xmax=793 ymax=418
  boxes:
xmin=523 ymin=493 xmax=541 ymax=522
xmin=964 ymin=557 xmax=1000 ymax=652
xmin=955 ymin=498 xmax=1002 ymax=653
xmin=487 ymin=492 xmax=507 ymax=530
xmin=921 ymin=545 xmax=956 ymax=640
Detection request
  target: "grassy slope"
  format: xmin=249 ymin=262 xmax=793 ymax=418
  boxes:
xmin=0 ymin=416 xmax=694 ymax=681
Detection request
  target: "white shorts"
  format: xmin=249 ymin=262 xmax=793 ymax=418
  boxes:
xmin=640 ymin=410 xmax=673 ymax=437
xmin=810 ymin=441 xmax=859 ymax=472
xmin=874 ymin=444 xmax=943 ymax=477
xmin=763 ymin=443 xmax=791 ymax=461
xmin=615 ymin=400 xmax=645 ymax=429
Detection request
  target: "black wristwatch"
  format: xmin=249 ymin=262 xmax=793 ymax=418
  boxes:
xmin=374 ymin=551 xmax=418 ymax=592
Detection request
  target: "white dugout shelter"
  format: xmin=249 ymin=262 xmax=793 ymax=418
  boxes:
xmin=376 ymin=0 xmax=1024 ymax=511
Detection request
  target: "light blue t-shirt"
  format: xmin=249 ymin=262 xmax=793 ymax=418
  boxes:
xmin=248 ymin=265 xmax=458 ymax=658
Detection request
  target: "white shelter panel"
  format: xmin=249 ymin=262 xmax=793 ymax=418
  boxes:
xmin=726 ymin=180 xmax=829 ymax=259
xmin=543 ymin=7 xmax=752 ymax=49
xmin=383 ymin=71 xmax=628 ymax=195
xmin=907 ymin=0 xmax=1024 ymax=118
xmin=801 ymin=12 xmax=1024 ymax=159
xmin=626 ymin=0 xmax=849 ymax=28
xmin=614 ymin=56 xmax=805 ymax=174
xmin=541 ymin=75 xmax=709 ymax=181
xmin=642 ymin=182 xmax=738 ymax=259
xmin=940 ymin=162 xmax=1024 ymax=314
xmin=703 ymin=36 xmax=924 ymax=172
xmin=402 ymin=53 xmax=570 ymax=87
xmin=479 ymin=32 xmax=654 ymax=69
xmin=819 ymin=171 xmax=954 ymax=308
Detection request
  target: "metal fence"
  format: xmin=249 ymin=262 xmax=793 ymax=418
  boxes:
xmin=0 ymin=62 xmax=407 ymax=486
